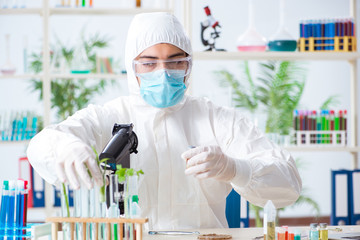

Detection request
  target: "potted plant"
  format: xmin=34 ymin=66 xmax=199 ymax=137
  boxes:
xmin=29 ymin=32 xmax=116 ymax=121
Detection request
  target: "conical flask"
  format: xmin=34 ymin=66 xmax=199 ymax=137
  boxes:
xmin=237 ymin=0 xmax=266 ymax=52
xmin=70 ymin=41 xmax=92 ymax=74
xmin=268 ymin=0 xmax=297 ymax=51
xmin=1 ymin=34 xmax=16 ymax=75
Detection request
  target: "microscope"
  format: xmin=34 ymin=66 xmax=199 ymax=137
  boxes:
xmin=99 ymin=123 xmax=138 ymax=171
xmin=200 ymin=6 xmax=225 ymax=51
xmin=99 ymin=123 xmax=138 ymax=213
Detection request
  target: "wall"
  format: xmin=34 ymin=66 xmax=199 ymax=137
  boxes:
xmin=0 ymin=0 xmax=359 ymax=220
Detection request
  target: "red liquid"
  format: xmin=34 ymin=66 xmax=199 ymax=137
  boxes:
xmin=237 ymin=45 xmax=266 ymax=52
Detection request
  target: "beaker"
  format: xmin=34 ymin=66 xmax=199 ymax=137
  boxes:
xmin=70 ymin=42 xmax=92 ymax=74
xmin=1 ymin=34 xmax=16 ymax=75
xmin=237 ymin=0 xmax=267 ymax=51
xmin=268 ymin=0 xmax=297 ymax=51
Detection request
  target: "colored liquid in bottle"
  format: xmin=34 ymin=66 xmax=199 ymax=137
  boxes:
xmin=237 ymin=45 xmax=267 ymax=52
xmin=268 ymin=40 xmax=297 ymax=51
xmin=267 ymin=221 xmax=275 ymax=240
xmin=320 ymin=229 xmax=328 ymax=240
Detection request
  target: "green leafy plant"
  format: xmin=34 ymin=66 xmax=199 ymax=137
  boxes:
xmin=29 ymin=33 xmax=115 ymax=121
xmin=92 ymin=147 xmax=108 ymax=203
xmin=115 ymin=164 xmax=144 ymax=183
xmin=216 ymin=60 xmax=339 ymax=226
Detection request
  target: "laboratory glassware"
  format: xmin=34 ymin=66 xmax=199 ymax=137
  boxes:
xmin=1 ymin=34 xmax=16 ymax=75
xmin=70 ymin=42 xmax=91 ymax=74
xmin=263 ymin=200 xmax=276 ymax=240
xmin=237 ymin=0 xmax=266 ymax=51
xmin=268 ymin=0 xmax=297 ymax=51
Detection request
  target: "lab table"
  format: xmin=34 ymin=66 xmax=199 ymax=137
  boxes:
xmin=142 ymin=225 xmax=360 ymax=240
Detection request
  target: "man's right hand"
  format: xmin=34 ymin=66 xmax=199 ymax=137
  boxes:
xmin=56 ymin=141 xmax=103 ymax=189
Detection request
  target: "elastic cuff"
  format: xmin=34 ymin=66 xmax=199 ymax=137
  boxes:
xmin=230 ymin=158 xmax=252 ymax=187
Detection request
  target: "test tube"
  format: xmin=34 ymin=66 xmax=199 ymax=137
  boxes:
xmin=15 ymin=180 xmax=24 ymax=238
xmin=108 ymin=174 xmax=119 ymax=240
xmin=81 ymin=183 xmax=91 ymax=238
xmin=7 ymin=181 xmax=16 ymax=236
xmin=74 ymin=187 xmax=82 ymax=239
xmin=60 ymin=184 xmax=72 ymax=239
xmin=0 ymin=181 xmax=9 ymax=239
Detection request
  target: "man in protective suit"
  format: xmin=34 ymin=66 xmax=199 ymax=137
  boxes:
xmin=27 ymin=12 xmax=302 ymax=230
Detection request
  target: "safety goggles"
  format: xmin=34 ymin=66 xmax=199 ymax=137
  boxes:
xmin=133 ymin=56 xmax=192 ymax=78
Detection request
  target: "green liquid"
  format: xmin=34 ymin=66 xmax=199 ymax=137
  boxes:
xmin=70 ymin=70 xmax=91 ymax=74
xmin=268 ymin=40 xmax=297 ymax=51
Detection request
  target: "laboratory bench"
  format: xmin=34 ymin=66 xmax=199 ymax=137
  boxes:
xmin=142 ymin=225 xmax=360 ymax=240
xmin=33 ymin=225 xmax=360 ymax=240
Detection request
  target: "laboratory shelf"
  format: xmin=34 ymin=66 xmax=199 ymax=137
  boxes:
xmin=0 ymin=74 xmax=43 ymax=79
xmin=0 ymin=8 xmax=42 ymax=15
xmin=193 ymin=51 xmax=360 ymax=61
xmin=49 ymin=7 xmax=172 ymax=16
xmin=0 ymin=140 xmax=30 ymax=145
xmin=50 ymin=73 xmax=127 ymax=79
xmin=285 ymin=146 xmax=360 ymax=153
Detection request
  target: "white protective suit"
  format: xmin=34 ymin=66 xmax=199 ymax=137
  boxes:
xmin=27 ymin=12 xmax=302 ymax=230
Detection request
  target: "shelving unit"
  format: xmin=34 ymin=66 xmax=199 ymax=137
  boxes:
xmin=186 ymin=0 xmax=359 ymax=169
xmin=50 ymin=73 xmax=127 ymax=80
xmin=0 ymin=8 xmax=42 ymax=15
xmin=193 ymin=51 xmax=360 ymax=61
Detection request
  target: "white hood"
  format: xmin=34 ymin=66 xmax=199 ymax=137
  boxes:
xmin=125 ymin=12 xmax=193 ymax=98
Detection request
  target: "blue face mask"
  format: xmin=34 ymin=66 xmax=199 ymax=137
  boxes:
xmin=138 ymin=69 xmax=187 ymax=108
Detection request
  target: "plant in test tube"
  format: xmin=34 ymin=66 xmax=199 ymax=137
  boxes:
xmin=92 ymin=147 xmax=108 ymax=203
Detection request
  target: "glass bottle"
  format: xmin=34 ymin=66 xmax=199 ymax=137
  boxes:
xmin=319 ymin=223 xmax=328 ymax=240
xmin=70 ymin=42 xmax=92 ymax=74
xmin=268 ymin=0 xmax=297 ymax=51
xmin=1 ymin=34 xmax=16 ymax=75
xmin=237 ymin=0 xmax=266 ymax=52
xmin=309 ymin=223 xmax=319 ymax=240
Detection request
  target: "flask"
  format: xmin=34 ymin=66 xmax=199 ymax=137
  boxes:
xmin=268 ymin=0 xmax=297 ymax=51
xmin=237 ymin=0 xmax=266 ymax=51
xmin=1 ymin=34 xmax=16 ymax=75
xmin=70 ymin=42 xmax=92 ymax=74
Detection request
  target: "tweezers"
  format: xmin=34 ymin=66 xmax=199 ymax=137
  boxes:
xmin=148 ymin=231 xmax=200 ymax=235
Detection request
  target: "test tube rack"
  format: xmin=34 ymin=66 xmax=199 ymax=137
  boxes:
xmin=293 ymin=130 xmax=347 ymax=146
xmin=298 ymin=36 xmax=357 ymax=52
xmin=46 ymin=216 xmax=148 ymax=240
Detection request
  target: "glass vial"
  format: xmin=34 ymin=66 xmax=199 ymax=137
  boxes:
xmin=309 ymin=223 xmax=319 ymax=240
xmin=319 ymin=223 xmax=328 ymax=240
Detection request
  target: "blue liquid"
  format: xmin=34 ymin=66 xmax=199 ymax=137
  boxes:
xmin=7 ymin=195 xmax=15 ymax=236
xmin=0 ymin=195 xmax=9 ymax=239
xmin=15 ymin=194 xmax=24 ymax=238
xmin=268 ymin=40 xmax=297 ymax=51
